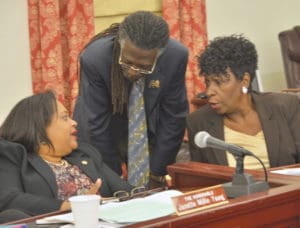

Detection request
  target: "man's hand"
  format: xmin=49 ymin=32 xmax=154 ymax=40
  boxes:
xmin=149 ymin=174 xmax=166 ymax=189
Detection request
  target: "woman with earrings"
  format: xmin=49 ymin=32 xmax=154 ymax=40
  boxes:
xmin=0 ymin=91 xmax=133 ymax=220
xmin=187 ymin=35 xmax=300 ymax=169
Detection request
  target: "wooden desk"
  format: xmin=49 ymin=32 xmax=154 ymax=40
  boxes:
xmin=0 ymin=210 xmax=67 ymax=228
xmin=126 ymin=162 xmax=300 ymax=227
xmin=5 ymin=162 xmax=300 ymax=227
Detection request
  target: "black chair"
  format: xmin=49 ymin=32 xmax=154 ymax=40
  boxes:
xmin=278 ymin=26 xmax=300 ymax=89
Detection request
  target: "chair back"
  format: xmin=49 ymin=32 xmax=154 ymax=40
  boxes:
xmin=278 ymin=26 xmax=300 ymax=88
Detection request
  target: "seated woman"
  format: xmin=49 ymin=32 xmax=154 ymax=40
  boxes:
xmin=187 ymin=35 xmax=300 ymax=169
xmin=0 ymin=91 xmax=133 ymax=218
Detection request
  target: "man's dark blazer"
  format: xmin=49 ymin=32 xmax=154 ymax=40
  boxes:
xmin=187 ymin=92 xmax=300 ymax=167
xmin=0 ymin=140 xmax=132 ymax=216
xmin=73 ymin=36 xmax=189 ymax=176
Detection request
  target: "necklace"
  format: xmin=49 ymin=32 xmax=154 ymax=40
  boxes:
xmin=43 ymin=159 xmax=68 ymax=167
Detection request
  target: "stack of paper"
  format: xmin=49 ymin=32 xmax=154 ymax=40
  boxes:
xmin=36 ymin=189 xmax=183 ymax=226
xmin=271 ymin=167 xmax=300 ymax=176
xmin=98 ymin=189 xmax=183 ymax=223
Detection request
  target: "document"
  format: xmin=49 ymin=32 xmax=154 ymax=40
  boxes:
xmin=36 ymin=213 xmax=73 ymax=224
xmin=36 ymin=211 xmax=123 ymax=227
xmin=271 ymin=167 xmax=300 ymax=176
xmin=36 ymin=190 xmax=183 ymax=225
xmin=98 ymin=189 xmax=183 ymax=223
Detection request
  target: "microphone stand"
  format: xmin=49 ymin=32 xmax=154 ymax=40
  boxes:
xmin=222 ymin=154 xmax=269 ymax=198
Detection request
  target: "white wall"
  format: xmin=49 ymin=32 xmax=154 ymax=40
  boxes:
xmin=1 ymin=0 xmax=300 ymax=124
xmin=206 ymin=0 xmax=300 ymax=92
xmin=0 ymin=1 xmax=32 ymax=124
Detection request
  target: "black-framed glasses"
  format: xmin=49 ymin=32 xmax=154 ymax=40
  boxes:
xmin=113 ymin=186 xmax=167 ymax=202
xmin=118 ymin=49 xmax=157 ymax=75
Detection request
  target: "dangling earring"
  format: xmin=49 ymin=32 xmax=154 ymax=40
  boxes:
xmin=242 ymin=86 xmax=248 ymax=94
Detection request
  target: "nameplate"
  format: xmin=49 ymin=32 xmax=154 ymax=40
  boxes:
xmin=171 ymin=185 xmax=228 ymax=215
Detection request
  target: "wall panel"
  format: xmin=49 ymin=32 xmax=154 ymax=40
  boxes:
xmin=94 ymin=0 xmax=162 ymax=33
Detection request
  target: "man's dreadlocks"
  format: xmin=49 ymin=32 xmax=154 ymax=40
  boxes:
xmin=81 ymin=11 xmax=169 ymax=114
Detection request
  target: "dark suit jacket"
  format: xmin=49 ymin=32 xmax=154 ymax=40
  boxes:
xmin=187 ymin=92 xmax=300 ymax=167
xmin=0 ymin=140 xmax=132 ymax=216
xmin=73 ymin=36 xmax=189 ymax=176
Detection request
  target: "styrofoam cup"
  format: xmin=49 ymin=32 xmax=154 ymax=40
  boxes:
xmin=69 ymin=194 xmax=101 ymax=228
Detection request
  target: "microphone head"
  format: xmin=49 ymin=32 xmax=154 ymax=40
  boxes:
xmin=194 ymin=131 xmax=210 ymax=148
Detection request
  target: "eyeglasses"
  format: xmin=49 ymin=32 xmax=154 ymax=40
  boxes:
xmin=112 ymin=186 xmax=167 ymax=202
xmin=118 ymin=49 xmax=157 ymax=75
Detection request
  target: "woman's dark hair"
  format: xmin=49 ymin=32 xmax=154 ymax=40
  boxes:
xmin=198 ymin=35 xmax=258 ymax=87
xmin=81 ymin=11 xmax=169 ymax=114
xmin=0 ymin=91 xmax=57 ymax=154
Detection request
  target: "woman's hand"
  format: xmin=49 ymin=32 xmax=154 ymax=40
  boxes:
xmin=59 ymin=178 xmax=102 ymax=211
xmin=87 ymin=178 xmax=102 ymax=195
xmin=59 ymin=201 xmax=71 ymax=212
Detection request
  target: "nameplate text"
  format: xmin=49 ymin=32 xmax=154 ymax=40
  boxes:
xmin=171 ymin=185 xmax=228 ymax=215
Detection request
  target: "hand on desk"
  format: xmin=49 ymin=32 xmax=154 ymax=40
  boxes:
xmin=59 ymin=178 xmax=102 ymax=211
xmin=149 ymin=174 xmax=168 ymax=189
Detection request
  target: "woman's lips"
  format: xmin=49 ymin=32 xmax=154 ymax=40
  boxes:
xmin=209 ymin=102 xmax=219 ymax=109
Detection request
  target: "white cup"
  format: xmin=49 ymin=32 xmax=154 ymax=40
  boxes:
xmin=69 ymin=194 xmax=101 ymax=228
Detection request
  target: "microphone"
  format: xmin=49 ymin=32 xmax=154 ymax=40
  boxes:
xmin=193 ymin=131 xmax=269 ymax=198
xmin=194 ymin=131 xmax=253 ymax=157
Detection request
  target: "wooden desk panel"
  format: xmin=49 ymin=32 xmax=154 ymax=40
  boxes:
xmin=5 ymin=162 xmax=300 ymax=228
xmin=168 ymin=162 xmax=295 ymax=189
xmin=126 ymin=162 xmax=300 ymax=227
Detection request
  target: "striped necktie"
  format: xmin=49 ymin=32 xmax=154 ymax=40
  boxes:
xmin=127 ymin=78 xmax=150 ymax=187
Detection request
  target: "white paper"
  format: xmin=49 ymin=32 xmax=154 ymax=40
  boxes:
xmin=36 ymin=190 xmax=183 ymax=225
xmin=37 ymin=212 xmax=122 ymax=227
xmin=60 ymin=222 xmax=121 ymax=228
xmin=36 ymin=213 xmax=74 ymax=224
xmin=98 ymin=189 xmax=183 ymax=223
xmin=271 ymin=167 xmax=300 ymax=176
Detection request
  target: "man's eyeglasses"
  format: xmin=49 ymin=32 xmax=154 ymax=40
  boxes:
xmin=112 ymin=186 xmax=167 ymax=202
xmin=118 ymin=50 xmax=157 ymax=75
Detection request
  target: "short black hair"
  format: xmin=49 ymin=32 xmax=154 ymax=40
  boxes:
xmin=198 ymin=35 xmax=258 ymax=83
xmin=0 ymin=91 xmax=57 ymax=154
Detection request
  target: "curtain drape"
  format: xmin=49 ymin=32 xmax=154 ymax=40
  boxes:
xmin=27 ymin=0 xmax=94 ymax=113
xmin=162 ymin=0 xmax=207 ymax=112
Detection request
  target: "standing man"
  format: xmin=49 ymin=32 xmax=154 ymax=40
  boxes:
xmin=73 ymin=11 xmax=189 ymax=188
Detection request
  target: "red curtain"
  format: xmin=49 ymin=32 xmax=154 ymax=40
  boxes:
xmin=162 ymin=0 xmax=207 ymax=112
xmin=27 ymin=0 xmax=94 ymax=113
